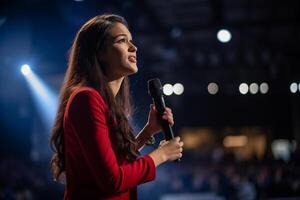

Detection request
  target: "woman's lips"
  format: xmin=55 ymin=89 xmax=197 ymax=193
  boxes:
xmin=128 ymin=56 xmax=136 ymax=63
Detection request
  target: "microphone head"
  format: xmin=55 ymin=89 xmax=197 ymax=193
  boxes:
xmin=147 ymin=78 xmax=163 ymax=98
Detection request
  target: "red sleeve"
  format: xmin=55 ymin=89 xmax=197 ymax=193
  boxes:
xmin=67 ymin=89 xmax=156 ymax=194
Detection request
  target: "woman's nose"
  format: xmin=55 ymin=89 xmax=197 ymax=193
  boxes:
xmin=129 ymin=42 xmax=137 ymax=52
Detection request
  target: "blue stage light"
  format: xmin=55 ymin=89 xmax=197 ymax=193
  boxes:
xmin=21 ymin=64 xmax=31 ymax=76
xmin=23 ymin=68 xmax=58 ymax=130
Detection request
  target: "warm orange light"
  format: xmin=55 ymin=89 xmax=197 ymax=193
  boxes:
xmin=223 ymin=136 xmax=248 ymax=147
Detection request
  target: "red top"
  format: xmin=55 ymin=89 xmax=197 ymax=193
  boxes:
xmin=63 ymin=86 xmax=156 ymax=200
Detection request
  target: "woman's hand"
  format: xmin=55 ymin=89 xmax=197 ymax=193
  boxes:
xmin=145 ymin=104 xmax=174 ymax=136
xmin=149 ymin=137 xmax=184 ymax=167
xmin=136 ymin=105 xmax=174 ymax=151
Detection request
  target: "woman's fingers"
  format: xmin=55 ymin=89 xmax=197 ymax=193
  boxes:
xmin=159 ymin=140 xmax=165 ymax=145
xmin=179 ymin=141 xmax=184 ymax=147
xmin=174 ymin=138 xmax=183 ymax=156
xmin=164 ymin=107 xmax=172 ymax=113
xmin=174 ymin=136 xmax=180 ymax=142
xmin=159 ymin=137 xmax=184 ymax=161
xmin=159 ymin=139 xmax=168 ymax=146
xmin=172 ymin=152 xmax=183 ymax=160
xmin=162 ymin=110 xmax=174 ymax=125
xmin=164 ymin=109 xmax=173 ymax=117
xmin=151 ymin=105 xmax=174 ymax=125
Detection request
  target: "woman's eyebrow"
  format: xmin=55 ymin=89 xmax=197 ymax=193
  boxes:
xmin=113 ymin=33 xmax=132 ymax=40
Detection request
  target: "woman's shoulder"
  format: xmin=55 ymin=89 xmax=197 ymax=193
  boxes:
xmin=64 ymin=86 xmax=109 ymax=127
xmin=68 ymin=86 xmax=107 ymax=107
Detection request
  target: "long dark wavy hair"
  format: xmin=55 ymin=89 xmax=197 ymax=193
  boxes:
xmin=50 ymin=14 xmax=139 ymax=181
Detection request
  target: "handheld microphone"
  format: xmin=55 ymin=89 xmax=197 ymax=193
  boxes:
xmin=147 ymin=78 xmax=180 ymax=162
xmin=147 ymin=78 xmax=175 ymax=141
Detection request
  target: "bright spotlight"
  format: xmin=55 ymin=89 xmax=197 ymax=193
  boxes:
xmin=290 ymin=83 xmax=298 ymax=93
xmin=21 ymin=64 xmax=31 ymax=76
xmin=207 ymin=82 xmax=219 ymax=95
xmin=23 ymin=70 xmax=58 ymax=130
xmin=239 ymin=83 xmax=248 ymax=95
xmin=260 ymin=82 xmax=269 ymax=94
xmin=249 ymin=83 xmax=259 ymax=94
xmin=217 ymin=29 xmax=231 ymax=43
xmin=163 ymin=84 xmax=173 ymax=96
xmin=173 ymin=83 xmax=184 ymax=95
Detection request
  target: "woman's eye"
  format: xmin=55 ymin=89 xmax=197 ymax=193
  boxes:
xmin=118 ymin=38 xmax=126 ymax=43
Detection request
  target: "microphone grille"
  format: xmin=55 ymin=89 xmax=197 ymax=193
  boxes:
xmin=147 ymin=78 xmax=163 ymax=97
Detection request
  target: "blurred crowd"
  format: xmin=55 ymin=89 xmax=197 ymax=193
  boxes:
xmin=0 ymin=147 xmax=300 ymax=200
xmin=0 ymin=155 xmax=63 ymax=200
xmin=140 ymin=147 xmax=300 ymax=200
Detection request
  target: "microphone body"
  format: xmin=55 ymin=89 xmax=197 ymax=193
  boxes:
xmin=147 ymin=78 xmax=175 ymax=141
xmin=148 ymin=78 xmax=180 ymax=162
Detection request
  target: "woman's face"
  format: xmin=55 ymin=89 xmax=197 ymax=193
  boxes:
xmin=100 ymin=22 xmax=138 ymax=80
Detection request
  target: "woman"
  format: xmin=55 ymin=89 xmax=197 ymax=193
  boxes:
xmin=50 ymin=14 xmax=184 ymax=200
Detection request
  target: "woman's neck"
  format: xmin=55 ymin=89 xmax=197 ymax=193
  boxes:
xmin=108 ymin=77 xmax=124 ymax=97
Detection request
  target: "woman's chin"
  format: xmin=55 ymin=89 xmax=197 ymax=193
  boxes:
xmin=119 ymin=63 xmax=138 ymax=77
xmin=127 ymin=64 xmax=138 ymax=74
